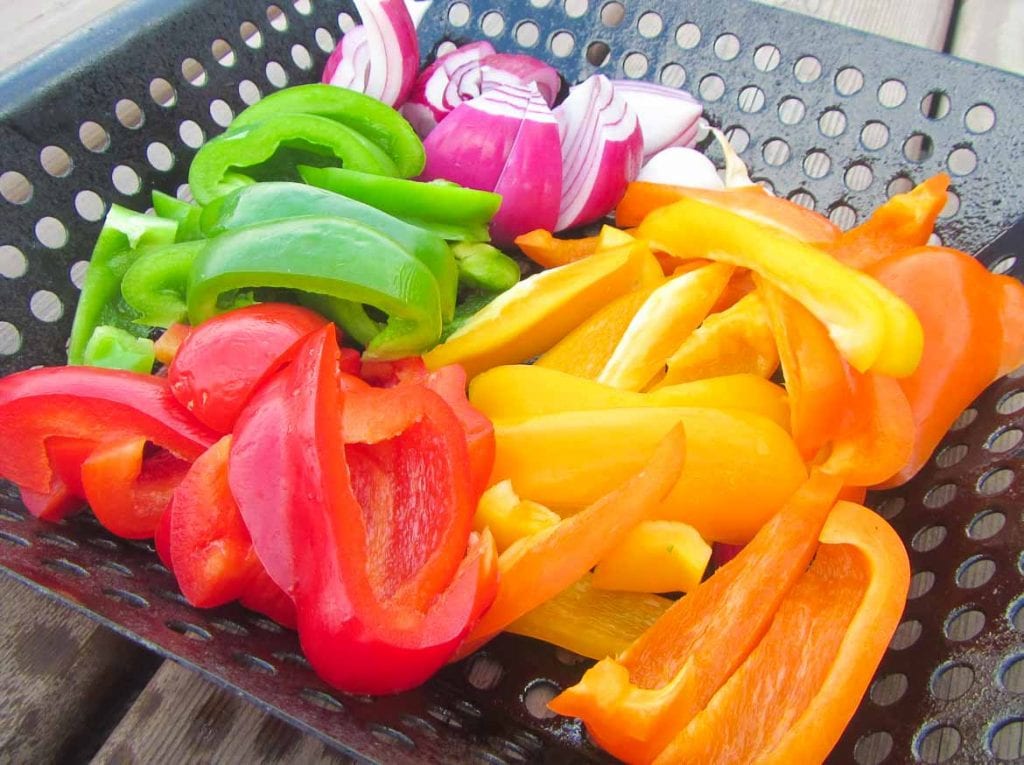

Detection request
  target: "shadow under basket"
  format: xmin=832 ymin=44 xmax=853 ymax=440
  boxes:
xmin=1 ymin=1 xmax=1023 ymax=762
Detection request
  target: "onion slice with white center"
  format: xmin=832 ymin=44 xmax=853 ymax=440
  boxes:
xmin=421 ymin=84 xmax=562 ymax=244
xmin=555 ymin=75 xmax=643 ymax=232
xmin=402 ymin=41 xmax=496 ymax=136
xmin=638 ymin=146 xmax=725 ymax=189
xmin=611 ymin=80 xmax=703 ymax=160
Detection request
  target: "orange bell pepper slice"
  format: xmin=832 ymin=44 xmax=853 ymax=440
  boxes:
xmin=616 ymin=182 xmax=840 ymax=243
xmin=867 ymin=246 xmax=1007 ymax=487
xmin=655 ymin=293 xmax=779 ymax=386
xmin=490 ymin=406 xmax=806 ymax=544
xmin=473 ymin=479 xmax=560 ymax=553
xmin=825 ymin=174 xmax=949 ymax=269
xmin=652 ymin=500 xmax=909 ymax=764
xmin=548 ymin=471 xmax=843 ymax=763
xmin=757 ymin=279 xmax=850 ymax=461
xmin=459 ymin=425 xmax=685 ymax=655
xmin=995 ymin=271 xmax=1024 ymax=376
xmin=636 ymin=198 xmax=923 ymax=377
xmin=591 ymin=520 xmax=711 ymax=594
xmin=514 ymin=229 xmax=600 ymax=269
xmin=153 ymin=323 xmax=191 ymax=366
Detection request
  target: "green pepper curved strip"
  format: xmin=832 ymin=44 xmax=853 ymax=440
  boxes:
xmin=298 ymin=166 xmax=499 ymax=242
xmin=229 ymin=83 xmax=425 ymax=178
xmin=152 ymin=190 xmax=203 ymax=242
xmin=121 ymin=240 xmax=207 ymax=328
xmin=452 ymin=242 xmax=521 ymax=292
xmin=188 ymin=217 xmax=442 ymax=358
xmin=68 ymin=205 xmax=178 ymax=365
xmin=200 ymin=182 xmax=457 ymax=321
xmin=188 ymin=114 xmax=399 ymax=206
xmin=82 ymin=325 xmax=155 ymax=373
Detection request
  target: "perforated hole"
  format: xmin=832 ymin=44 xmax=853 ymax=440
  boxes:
xmin=467 ymin=654 xmax=505 ymax=690
xmin=401 ymin=714 xmax=440 ymax=739
xmin=599 ymin=1 xmax=624 ymax=27
xmin=0 ymin=529 xmax=30 ymax=546
xmin=991 ymin=256 xmax=1017 ymax=275
xmin=916 ymin=724 xmax=962 ymax=763
xmin=912 ymin=524 xmax=947 ymax=552
xmin=0 ymin=246 xmax=27 ymax=279
xmin=889 ymin=619 xmax=922 ymax=650
xmin=990 ymin=718 xmax=1024 ymax=760
xmin=0 ymin=171 xmax=32 ymax=205
xmin=968 ymin=509 xmax=1005 ymax=540
xmin=35 ymin=217 xmax=68 ymax=249
xmin=659 ymin=62 xmax=685 ymax=88
xmin=521 ymin=679 xmax=559 ymax=719
xmin=787 ymin=189 xmax=816 ymax=210
xmin=292 ymin=0 xmax=311 ymax=15
xmin=908 ymin=570 xmax=935 ymax=600
xmin=563 ymin=0 xmax=588 ymax=18
xmin=870 ymin=673 xmax=908 ymax=706
xmin=112 ymin=165 xmax=141 ymax=196
xmin=550 ymin=31 xmax=574 ymax=57
xmin=878 ymin=79 xmax=907 ymax=107
xmin=233 ymin=652 xmax=276 ymax=674
xmin=1001 ymin=655 xmax=1024 ymax=694
xmin=956 ymin=556 xmax=996 ymax=589
xmin=794 ymin=55 xmax=822 ymax=83
xmin=951 ymin=407 xmax=979 ymax=428
xmin=819 ymin=108 xmax=847 ymax=137
xmin=845 ymin=162 xmax=873 ymax=191
xmin=211 ymin=38 xmax=236 ymax=67
xmin=860 ymin=121 xmax=890 ymax=150
xmin=997 ymin=391 xmax=1024 ymax=415
xmin=834 ymin=66 xmax=864 ymax=96
xmin=738 ymin=85 xmax=765 ymax=113
xmin=301 ymin=688 xmax=345 ymax=712
xmin=42 ymin=558 xmax=89 ymax=578
xmin=40 ymin=146 xmax=73 ymax=178
xmin=481 ymin=10 xmax=505 ymax=37
xmin=978 ymin=468 xmax=1014 ymax=496
xmin=240 ymin=20 xmax=263 ymax=48
xmin=210 ymin=617 xmax=250 ymax=636
xmin=166 ymin=620 xmax=212 ymax=641
xmin=146 ymin=142 xmax=175 ymax=173
xmin=79 ymin=121 xmax=110 ymax=153
xmin=986 ymin=426 xmax=1022 ymax=454
xmin=370 ymin=724 xmax=415 ymax=750
xmin=637 ymin=11 xmax=662 ymax=38
xmin=854 ymin=731 xmax=893 ymax=765
xmin=921 ymin=90 xmax=951 ymax=120
xmin=337 ymin=10 xmax=356 ymax=31
xmin=238 ymin=79 xmax=262 ymax=106
xmin=181 ymin=57 xmax=207 ymax=87
xmin=271 ymin=651 xmax=311 ymax=669
xmin=1012 ymin=596 xmax=1024 ymax=631
xmin=623 ymin=52 xmax=649 ymax=79
xmin=515 ymin=21 xmax=540 ymax=48
xmin=935 ymin=443 xmax=968 ymax=468
xmin=931 ymin=661 xmax=974 ymax=700
xmin=315 ymin=27 xmax=335 ymax=53
xmin=947 ymin=146 xmax=977 ymax=176
xmin=0 ymin=323 xmax=21 ymax=355
xmin=714 ymin=33 xmax=740 ymax=61
xmin=149 ymin=78 xmax=177 ymax=107
xmin=923 ymin=482 xmax=957 ymax=509
xmin=945 ymin=607 xmax=985 ymax=641
xmin=762 ymin=138 xmax=790 ymax=166
xmin=753 ymin=44 xmax=781 ymax=72
xmin=288 ymin=43 xmax=311 ymax=71
xmin=699 ymin=74 xmax=725 ymax=102
xmin=965 ymin=103 xmax=995 ymax=134
xmin=777 ymin=96 xmax=805 ymax=125
xmin=829 ymin=204 xmax=856 ymax=229
xmin=724 ymin=126 xmax=749 ymax=153
xmin=103 ymin=588 xmax=149 ymax=609
xmin=265 ymin=61 xmax=288 ymax=88
xmin=266 ymin=4 xmax=288 ymax=31
xmin=939 ymin=189 xmax=960 ymax=218
xmin=209 ymin=99 xmax=234 ymax=127
xmin=30 ymin=290 xmax=63 ymax=322
xmin=875 ymin=496 xmax=904 ymax=520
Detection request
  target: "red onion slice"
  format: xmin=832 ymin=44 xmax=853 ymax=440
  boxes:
xmin=402 ymin=41 xmax=496 ymax=136
xmin=611 ymin=79 xmax=703 ymax=160
xmin=555 ymin=75 xmax=643 ymax=232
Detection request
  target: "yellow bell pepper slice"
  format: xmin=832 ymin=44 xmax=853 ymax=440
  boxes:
xmin=470 ymin=365 xmax=790 ymax=431
xmin=654 ymin=293 xmax=779 ymax=387
xmin=508 ymin=574 xmax=672 ymax=660
xmin=592 ymin=520 xmax=711 ymax=594
xmin=423 ymin=238 xmax=647 ymax=377
xmin=637 ymin=197 xmax=923 ymax=377
xmin=597 ymin=263 xmax=735 ymax=391
xmin=490 ymin=407 xmax=806 ymax=544
xmin=473 ymin=479 xmax=560 ymax=553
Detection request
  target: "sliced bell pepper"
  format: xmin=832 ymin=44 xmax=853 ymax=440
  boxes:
xmin=239 ymin=567 xmax=297 ymax=630
xmin=616 ymin=182 xmax=841 ymax=243
xmin=229 ymin=83 xmax=425 ymax=178
xmin=867 ymin=247 xmax=1007 ymax=486
xmin=423 ymin=238 xmax=648 ymax=378
xmin=80 ymin=437 xmax=191 ymax=539
xmin=188 ymin=113 xmax=398 ymax=206
xmin=470 ymin=365 xmax=790 ymax=431
xmin=451 ymin=242 xmax=520 ymax=292
xmin=0 ymin=366 xmax=217 ymax=518
xmin=598 ymin=263 xmax=734 ymax=390
xmin=474 ymin=479 xmax=560 ymax=553
xmin=637 ymin=198 xmax=923 ymax=377
xmin=120 ymin=240 xmax=205 ymax=328
xmin=168 ymin=303 xmax=328 ymax=434
xmin=652 ymin=500 xmax=909 ymax=764
xmin=460 ymin=425 xmax=685 ymax=655
xmin=655 ymin=293 xmax=779 ymax=386
xmin=825 ymin=174 xmax=949 ymax=269
xmin=757 ymin=278 xmax=850 ymax=461
xmin=151 ymin=189 xmax=203 ymax=242
xmin=996 ymin=271 xmax=1024 ymax=376
xmin=515 ymin=228 xmax=601 ymax=269
xmin=591 ymin=520 xmax=711 ymax=594
xmin=548 ymin=471 xmax=843 ymax=763
xmin=199 ymin=182 xmax=457 ymax=321
xmin=67 ymin=205 xmax=178 ymax=365
xmin=229 ymin=326 xmax=497 ymax=693
xmin=187 ymin=217 xmax=443 ymax=359
xmin=507 ymin=575 xmax=671 ymax=661
xmin=153 ymin=323 xmax=191 ymax=366
xmin=298 ymin=166 xmax=499 ymax=242
xmin=490 ymin=407 xmax=806 ymax=544
xmin=82 ymin=325 xmax=155 ymax=374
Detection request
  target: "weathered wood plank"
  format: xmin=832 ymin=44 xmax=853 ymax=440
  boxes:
xmin=0 ymin=0 xmax=130 ymax=73
xmin=750 ymin=0 xmax=955 ymax=50
xmin=91 ymin=662 xmax=354 ymax=765
xmin=0 ymin=576 xmax=160 ymax=763
xmin=951 ymin=0 xmax=1024 ymax=75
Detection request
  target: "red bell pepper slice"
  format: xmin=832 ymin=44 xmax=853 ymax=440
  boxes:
xmin=169 ymin=303 xmax=328 ymax=434
xmin=0 ymin=366 xmax=217 ymax=519
xmin=229 ymin=326 xmax=497 ymax=694
xmin=240 ymin=568 xmax=297 ymax=630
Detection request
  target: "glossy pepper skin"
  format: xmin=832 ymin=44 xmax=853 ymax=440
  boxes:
xmin=120 ymin=240 xmax=205 ymax=328
xmin=228 ymin=326 xmax=498 ymax=694
xmin=187 ymin=217 xmax=443 ymax=359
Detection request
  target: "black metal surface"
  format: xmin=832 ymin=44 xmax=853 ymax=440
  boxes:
xmin=0 ymin=1 xmax=1022 ymax=763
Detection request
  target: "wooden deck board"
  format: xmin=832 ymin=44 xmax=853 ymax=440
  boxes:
xmin=950 ymin=0 xmax=1024 ymax=75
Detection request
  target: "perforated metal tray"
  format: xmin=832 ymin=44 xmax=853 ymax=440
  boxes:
xmin=0 ymin=1 xmax=1022 ymax=763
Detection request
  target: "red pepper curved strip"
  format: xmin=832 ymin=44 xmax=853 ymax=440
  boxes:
xmin=229 ymin=326 xmax=497 ymax=693
xmin=0 ymin=367 xmax=217 ymax=518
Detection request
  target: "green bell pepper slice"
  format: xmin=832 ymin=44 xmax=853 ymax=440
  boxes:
xmin=121 ymin=240 xmax=206 ymax=328
xmin=200 ymin=182 xmax=457 ymax=321
xmin=298 ymin=166 xmax=499 ymax=242
xmin=152 ymin=190 xmax=203 ymax=242
xmin=452 ymin=242 xmax=521 ymax=292
xmin=82 ymin=325 xmax=156 ymax=374
xmin=188 ymin=113 xmax=399 ymax=205
xmin=67 ymin=205 xmax=178 ymax=365
xmin=229 ymin=83 xmax=425 ymax=178
xmin=187 ymin=217 xmax=443 ymax=358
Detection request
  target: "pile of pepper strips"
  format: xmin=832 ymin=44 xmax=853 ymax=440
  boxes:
xmin=0 ymin=80 xmax=1021 ymax=764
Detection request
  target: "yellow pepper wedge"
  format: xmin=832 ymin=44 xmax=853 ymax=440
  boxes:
xmin=653 ymin=293 xmax=779 ymax=387
xmin=598 ymin=263 xmax=735 ymax=391
xmin=508 ymin=574 xmax=672 ymax=660
xmin=636 ymin=198 xmax=923 ymax=377
xmin=473 ymin=479 xmax=560 ymax=553
xmin=490 ymin=407 xmax=806 ymax=544
xmin=592 ymin=520 xmax=711 ymax=594
xmin=423 ymin=238 xmax=647 ymax=378
xmin=470 ymin=365 xmax=790 ymax=431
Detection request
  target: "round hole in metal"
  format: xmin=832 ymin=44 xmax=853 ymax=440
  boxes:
xmin=600 ymin=1 xmax=624 ymax=28
xmin=753 ymin=44 xmax=781 ymax=72
xmin=870 ymin=673 xmax=908 ymax=706
xmin=877 ymin=79 xmax=907 ymax=108
xmin=778 ymin=96 xmax=805 ymax=125
xmin=989 ymin=718 xmax=1024 ymax=760
xmin=550 ymin=30 xmax=575 ymax=57
xmin=889 ymin=619 xmax=921 ymax=650
xmin=921 ymin=90 xmax=951 ymax=119
xmin=977 ymin=467 xmax=1014 ymax=496
xmin=999 ymin=654 xmax=1024 ymax=694
xmin=967 ymin=509 xmax=1005 ymax=540
xmin=908 ymin=570 xmax=935 ymax=600
xmin=623 ymin=51 xmax=649 ymax=79
xmin=935 ymin=443 xmax=968 ymax=468
xmin=762 ymin=137 xmax=790 ymax=165
xmin=835 ymin=66 xmax=864 ymax=96
xmin=713 ymin=33 xmax=740 ymax=61
xmin=79 ymin=121 xmax=110 ymax=152
xmin=853 ymin=730 xmax=892 ymax=765
xmin=0 ymin=171 xmax=32 ymax=205
xmin=481 ymin=10 xmax=505 ymax=37
xmin=35 ymin=216 xmax=68 ymax=249
xmin=912 ymin=524 xmax=947 ymax=552
xmin=637 ymin=11 xmax=663 ymax=38
xmin=916 ymin=723 xmax=962 ymax=763
xmin=149 ymin=77 xmax=177 ymax=107
xmin=0 ymin=245 xmax=27 ymax=278
xmin=659 ymin=62 xmax=685 ymax=87
xmin=211 ymin=37 xmax=236 ymax=67
xmin=860 ymin=120 xmax=890 ymax=150
xmin=39 ymin=145 xmax=73 ymax=177
xmin=794 ymin=55 xmax=821 ymax=83
xmin=521 ymin=679 xmax=560 ymax=719
xmin=947 ymin=146 xmax=977 ymax=176
xmin=515 ymin=21 xmax=540 ymax=48
xmin=448 ymin=2 xmax=470 ymax=26
xmin=945 ymin=607 xmax=985 ymax=642
xmin=965 ymin=103 xmax=995 ymax=134
xmin=931 ymin=661 xmax=974 ymax=700
xmin=699 ymin=73 xmax=725 ymax=102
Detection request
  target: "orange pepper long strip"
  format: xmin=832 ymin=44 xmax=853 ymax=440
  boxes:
xmin=459 ymin=425 xmax=685 ymax=656
xmin=548 ymin=471 xmax=842 ymax=763
xmin=514 ymin=229 xmax=600 ymax=269
xmin=995 ymin=271 xmax=1024 ymax=376
xmin=652 ymin=500 xmax=909 ymax=764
